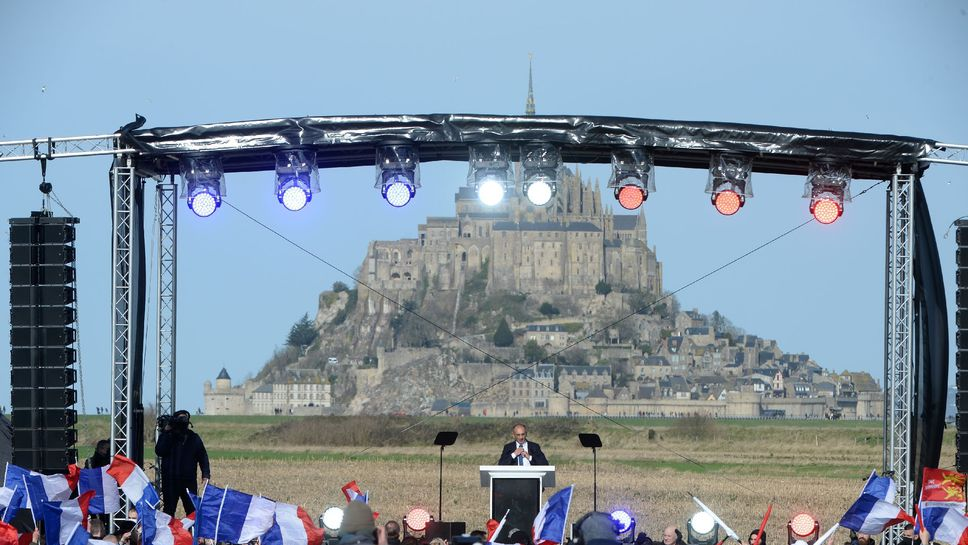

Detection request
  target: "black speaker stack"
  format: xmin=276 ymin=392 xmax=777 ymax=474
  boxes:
xmin=957 ymin=219 xmax=968 ymax=473
xmin=9 ymin=212 xmax=80 ymax=473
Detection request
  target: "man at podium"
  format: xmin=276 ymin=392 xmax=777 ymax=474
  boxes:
xmin=498 ymin=423 xmax=549 ymax=466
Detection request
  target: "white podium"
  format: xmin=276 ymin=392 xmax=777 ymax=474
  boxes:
xmin=479 ymin=466 xmax=556 ymax=541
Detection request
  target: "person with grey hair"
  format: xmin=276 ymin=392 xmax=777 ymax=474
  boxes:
xmin=339 ymin=501 xmax=387 ymax=545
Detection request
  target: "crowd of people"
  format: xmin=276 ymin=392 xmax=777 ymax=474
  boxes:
xmin=0 ymin=417 xmax=945 ymax=545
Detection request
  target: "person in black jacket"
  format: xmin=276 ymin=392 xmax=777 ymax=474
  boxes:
xmin=154 ymin=409 xmax=210 ymax=516
xmin=498 ymin=423 xmax=549 ymax=466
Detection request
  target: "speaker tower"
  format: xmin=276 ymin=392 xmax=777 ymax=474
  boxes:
xmin=9 ymin=212 xmax=80 ymax=472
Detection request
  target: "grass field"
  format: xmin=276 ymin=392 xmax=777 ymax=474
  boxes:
xmin=77 ymin=415 xmax=955 ymax=543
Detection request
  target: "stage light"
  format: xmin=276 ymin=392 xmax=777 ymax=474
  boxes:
xmin=608 ymin=148 xmax=655 ymax=210
xmin=610 ymin=509 xmax=635 ymax=535
xmin=376 ymin=144 xmax=420 ymax=208
xmin=275 ymin=150 xmax=319 ymax=212
xmin=321 ymin=507 xmax=343 ymax=532
xmin=404 ymin=507 xmax=433 ymax=533
xmin=804 ymin=163 xmax=851 ymax=225
xmin=687 ymin=511 xmax=719 ymax=545
xmin=706 ymin=153 xmax=752 ymax=216
xmin=787 ymin=513 xmax=820 ymax=545
xmin=468 ymin=143 xmax=513 ymax=206
xmin=526 ymin=179 xmax=553 ymax=206
xmin=179 ymin=157 xmax=225 ymax=218
xmin=714 ymin=190 xmax=742 ymax=216
xmin=521 ymin=143 xmax=562 ymax=207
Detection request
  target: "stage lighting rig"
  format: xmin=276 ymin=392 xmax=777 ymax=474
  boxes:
xmin=787 ymin=513 xmax=819 ymax=545
xmin=376 ymin=144 xmax=420 ymax=208
xmin=608 ymin=148 xmax=655 ymax=211
xmin=804 ymin=163 xmax=851 ymax=225
xmin=179 ymin=157 xmax=225 ymax=218
xmin=687 ymin=511 xmax=719 ymax=545
xmin=467 ymin=143 xmax=513 ymax=206
xmin=521 ymin=143 xmax=562 ymax=207
xmin=706 ymin=153 xmax=752 ymax=216
xmin=275 ymin=150 xmax=319 ymax=212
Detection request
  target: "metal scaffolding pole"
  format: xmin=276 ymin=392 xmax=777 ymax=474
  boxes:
xmin=884 ymin=169 xmax=915 ymax=545
xmin=154 ymin=179 xmax=177 ymax=488
xmin=110 ymin=158 xmax=135 ymax=460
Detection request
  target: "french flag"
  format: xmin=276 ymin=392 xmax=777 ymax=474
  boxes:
xmin=341 ymin=481 xmax=366 ymax=503
xmin=64 ymin=522 xmax=91 ymax=545
xmin=0 ymin=487 xmax=23 ymax=523
xmin=919 ymin=506 xmax=968 ymax=545
xmin=195 ymin=485 xmax=276 ymax=544
xmin=40 ymin=490 xmax=94 ymax=545
xmin=136 ymin=499 xmax=192 ymax=545
xmin=840 ymin=471 xmax=913 ymax=534
xmin=4 ymin=464 xmax=71 ymax=508
xmin=533 ymin=485 xmax=574 ymax=545
xmin=78 ymin=467 xmax=120 ymax=515
xmin=261 ymin=503 xmax=324 ymax=545
xmin=106 ymin=454 xmax=160 ymax=507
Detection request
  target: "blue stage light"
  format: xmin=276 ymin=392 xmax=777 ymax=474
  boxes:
xmin=187 ymin=184 xmax=221 ymax=217
xmin=610 ymin=510 xmax=635 ymax=534
xmin=276 ymin=174 xmax=313 ymax=212
xmin=275 ymin=151 xmax=319 ymax=212
xmin=180 ymin=157 xmax=225 ymax=218
xmin=377 ymin=145 xmax=420 ymax=208
xmin=382 ymin=174 xmax=416 ymax=208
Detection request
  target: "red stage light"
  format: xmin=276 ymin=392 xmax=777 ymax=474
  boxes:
xmin=404 ymin=507 xmax=432 ymax=532
xmin=616 ymin=185 xmax=646 ymax=210
xmin=789 ymin=514 xmax=816 ymax=537
xmin=713 ymin=190 xmax=742 ymax=216
xmin=811 ymin=198 xmax=842 ymax=224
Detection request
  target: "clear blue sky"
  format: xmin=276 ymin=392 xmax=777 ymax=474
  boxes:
xmin=1 ymin=1 xmax=966 ymax=413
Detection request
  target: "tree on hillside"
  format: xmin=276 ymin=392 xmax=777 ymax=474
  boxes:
xmin=524 ymin=339 xmax=546 ymax=363
xmin=286 ymin=313 xmax=317 ymax=349
xmin=595 ymin=280 xmax=612 ymax=298
xmin=332 ymin=281 xmax=349 ymax=292
xmin=539 ymin=302 xmax=560 ymax=317
xmin=493 ymin=317 xmax=514 ymax=347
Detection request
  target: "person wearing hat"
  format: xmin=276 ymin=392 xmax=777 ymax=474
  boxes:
xmin=574 ymin=512 xmax=620 ymax=545
xmin=155 ymin=409 xmax=210 ymax=516
xmin=340 ymin=501 xmax=387 ymax=545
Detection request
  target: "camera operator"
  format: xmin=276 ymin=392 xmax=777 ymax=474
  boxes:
xmin=154 ymin=409 xmax=210 ymax=516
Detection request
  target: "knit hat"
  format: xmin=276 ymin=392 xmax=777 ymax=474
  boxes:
xmin=341 ymin=501 xmax=376 ymax=535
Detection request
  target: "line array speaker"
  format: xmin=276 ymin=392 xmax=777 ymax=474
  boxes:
xmin=956 ymin=220 xmax=968 ymax=473
xmin=9 ymin=212 xmax=80 ymax=473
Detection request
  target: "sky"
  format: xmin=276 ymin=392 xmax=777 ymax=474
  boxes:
xmin=0 ymin=1 xmax=966 ymax=414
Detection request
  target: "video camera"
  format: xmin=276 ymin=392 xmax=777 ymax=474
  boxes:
xmin=157 ymin=411 xmax=190 ymax=430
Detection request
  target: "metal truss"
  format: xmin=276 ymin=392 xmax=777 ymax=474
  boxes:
xmin=924 ymin=142 xmax=968 ymax=167
xmin=154 ymin=180 xmax=177 ymax=487
xmin=110 ymin=159 xmax=135 ymax=460
xmin=884 ymin=170 xmax=915 ymax=545
xmin=0 ymin=134 xmax=134 ymax=162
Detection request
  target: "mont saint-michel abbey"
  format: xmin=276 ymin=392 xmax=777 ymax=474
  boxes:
xmin=363 ymin=167 xmax=662 ymax=296
xmin=363 ymin=65 xmax=661 ymax=296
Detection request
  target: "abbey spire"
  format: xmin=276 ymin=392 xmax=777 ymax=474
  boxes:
xmin=525 ymin=54 xmax=536 ymax=116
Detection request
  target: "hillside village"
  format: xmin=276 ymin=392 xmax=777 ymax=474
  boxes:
xmin=205 ymin=168 xmax=882 ymax=420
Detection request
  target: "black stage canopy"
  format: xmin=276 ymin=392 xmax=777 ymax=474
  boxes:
xmin=123 ymin=114 xmax=935 ymax=180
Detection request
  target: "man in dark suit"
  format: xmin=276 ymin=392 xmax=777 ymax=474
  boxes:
xmin=498 ymin=423 xmax=549 ymax=466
